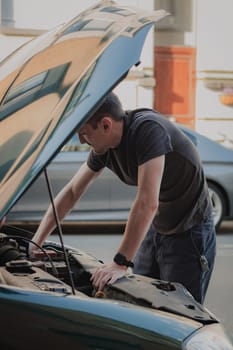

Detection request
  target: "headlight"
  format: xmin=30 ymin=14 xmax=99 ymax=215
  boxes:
xmin=183 ymin=323 xmax=233 ymax=350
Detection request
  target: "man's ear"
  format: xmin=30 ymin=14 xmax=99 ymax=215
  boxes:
xmin=100 ymin=116 xmax=112 ymax=132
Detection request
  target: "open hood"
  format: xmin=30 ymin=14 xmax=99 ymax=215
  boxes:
xmin=0 ymin=1 xmax=167 ymax=220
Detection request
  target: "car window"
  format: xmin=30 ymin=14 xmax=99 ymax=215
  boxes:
xmin=61 ymin=133 xmax=91 ymax=152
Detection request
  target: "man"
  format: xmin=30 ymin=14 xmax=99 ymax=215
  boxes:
xmin=30 ymin=92 xmax=216 ymax=304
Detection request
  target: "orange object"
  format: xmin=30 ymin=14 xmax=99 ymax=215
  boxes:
xmin=219 ymin=94 xmax=233 ymax=106
xmin=154 ymin=46 xmax=196 ymax=129
xmin=95 ymin=291 xmax=106 ymax=298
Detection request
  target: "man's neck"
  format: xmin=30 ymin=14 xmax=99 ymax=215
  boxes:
xmin=111 ymin=119 xmax=124 ymax=149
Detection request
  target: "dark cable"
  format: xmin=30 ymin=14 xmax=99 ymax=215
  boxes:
xmin=5 ymin=235 xmax=58 ymax=277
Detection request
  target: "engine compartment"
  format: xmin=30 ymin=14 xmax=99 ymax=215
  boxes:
xmin=0 ymin=226 xmax=218 ymax=324
xmin=0 ymin=229 xmax=96 ymax=297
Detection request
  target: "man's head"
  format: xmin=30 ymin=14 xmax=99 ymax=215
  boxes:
xmin=88 ymin=92 xmax=125 ymax=129
xmin=78 ymin=92 xmax=125 ymax=155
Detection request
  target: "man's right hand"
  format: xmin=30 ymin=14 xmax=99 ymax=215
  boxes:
xmin=91 ymin=262 xmax=127 ymax=291
xmin=28 ymin=241 xmax=40 ymax=258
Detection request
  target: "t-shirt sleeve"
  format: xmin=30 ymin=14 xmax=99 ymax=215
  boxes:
xmin=135 ymin=121 xmax=173 ymax=165
xmin=87 ymin=150 xmax=107 ymax=172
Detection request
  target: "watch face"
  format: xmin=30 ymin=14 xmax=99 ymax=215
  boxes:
xmin=114 ymin=253 xmax=125 ymax=265
xmin=114 ymin=253 xmax=134 ymax=267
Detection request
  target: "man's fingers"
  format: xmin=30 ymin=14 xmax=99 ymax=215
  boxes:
xmin=91 ymin=264 xmax=127 ymax=290
xmin=91 ymin=269 xmax=111 ymax=290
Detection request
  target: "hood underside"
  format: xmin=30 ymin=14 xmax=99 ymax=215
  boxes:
xmin=0 ymin=0 xmax=167 ymax=220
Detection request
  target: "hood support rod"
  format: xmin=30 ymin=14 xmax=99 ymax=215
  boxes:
xmin=44 ymin=168 xmax=76 ymax=295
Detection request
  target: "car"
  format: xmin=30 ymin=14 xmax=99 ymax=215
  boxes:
xmin=178 ymin=124 xmax=233 ymax=229
xmin=0 ymin=1 xmax=232 ymax=349
xmin=8 ymin=123 xmax=233 ymax=230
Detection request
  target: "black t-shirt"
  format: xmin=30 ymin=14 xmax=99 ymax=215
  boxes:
xmin=87 ymin=109 xmax=212 ymax=234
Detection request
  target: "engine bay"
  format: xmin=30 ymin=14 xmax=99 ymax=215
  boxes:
xmin=0 ymin=225 xmax=217 ymax=325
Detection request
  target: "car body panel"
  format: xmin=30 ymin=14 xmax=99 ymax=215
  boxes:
xmin=0 ymin=240 xmax=215 ymax=349
xmin=0 ymin=288 xmax=198 ymax=349
xmin=0 ymin=1 xmax=167 ymax=221
xmin=179 ymin=124 xmax=233 ymax=163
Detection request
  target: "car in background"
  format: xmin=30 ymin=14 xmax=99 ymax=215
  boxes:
xmin=179 ymin=124 xmax=233 ymax=229
xmin=8 ymin=123 xmax=233 ymax=229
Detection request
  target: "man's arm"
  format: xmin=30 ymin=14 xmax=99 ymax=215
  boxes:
xmin=116 ymin=155 xmax=165 ymax=260
xmin=91 ymin=155 xmax=165 ymax=290
xmin=30 ymin=162 xmax=101 ymax=251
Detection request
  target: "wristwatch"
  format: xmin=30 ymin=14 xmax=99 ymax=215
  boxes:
xmin=113 ymin=253 xmax=134 ymax=268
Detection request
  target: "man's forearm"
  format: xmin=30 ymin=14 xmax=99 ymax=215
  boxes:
xmin=117 ymin=197 xmax=158 ymax=261
xmin=31 ymin=162 xmax=101 ymax=249
xmin=32 ymin=184 xmax=75 ymax=246
xmin=117 ymin=156 xmax=164 ymax=262
xmin=32 ymin=207 xmax=56 ymax=247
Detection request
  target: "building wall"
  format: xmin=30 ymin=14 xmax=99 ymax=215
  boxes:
xmin=154 ymin=0 xmax=233 ymax=146
xmin=195 ymin=0 xmax=233 ymax=145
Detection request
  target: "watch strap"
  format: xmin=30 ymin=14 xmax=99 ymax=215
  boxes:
xmin=113 ymin=253 xmax=134 ymax=268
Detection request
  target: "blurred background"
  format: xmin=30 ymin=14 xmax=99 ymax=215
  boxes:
xmin=0 ymin=0 xmax=232 ymax=145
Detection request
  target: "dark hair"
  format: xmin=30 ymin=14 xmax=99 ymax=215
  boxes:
xmin=88 ymin=92 xmax=124 ymax=129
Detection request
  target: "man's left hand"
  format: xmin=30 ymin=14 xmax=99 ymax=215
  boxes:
xmin=91 ymin=262 xmax=127 ymax=291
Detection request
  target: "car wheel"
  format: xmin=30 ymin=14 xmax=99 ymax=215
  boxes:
xmin=207 ymin=182 xmax=226 ymax=229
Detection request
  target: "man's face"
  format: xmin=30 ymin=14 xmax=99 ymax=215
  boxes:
xmin=78 ymin=122 xmax=110 ymax=155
